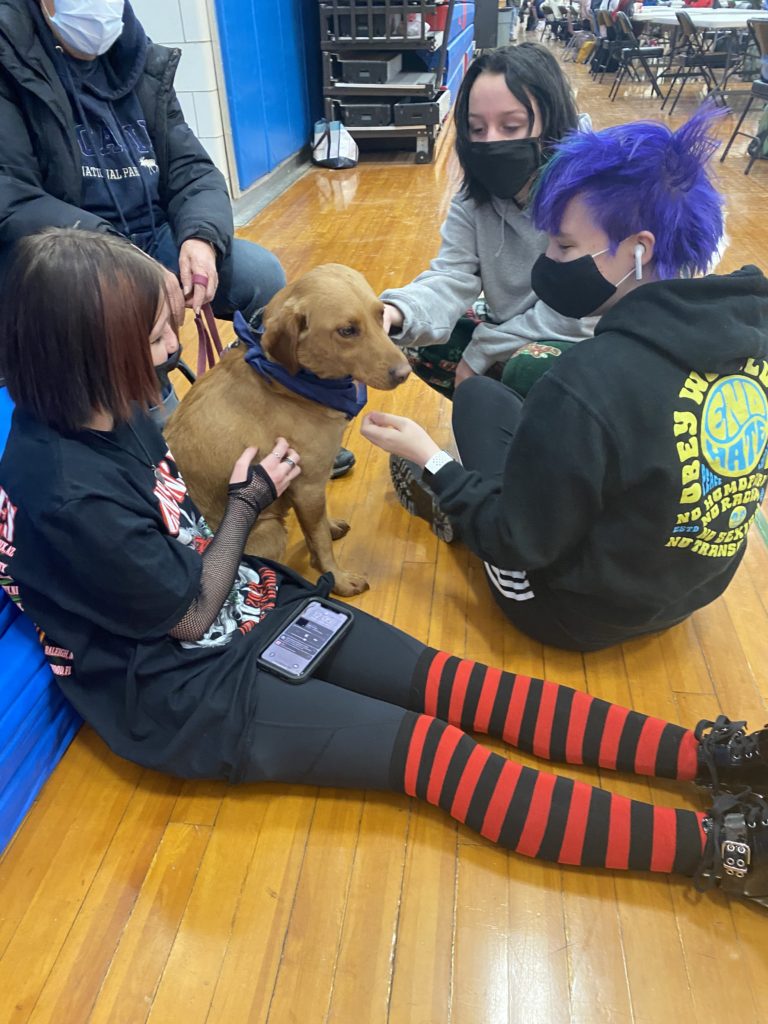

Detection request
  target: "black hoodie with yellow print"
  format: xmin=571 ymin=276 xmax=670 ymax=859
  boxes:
xmin=430 ymin=265 xmax=768 ymax=645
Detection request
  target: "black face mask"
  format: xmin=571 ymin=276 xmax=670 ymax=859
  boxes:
xmin=463 ymin=138 xmax=543 ymax=201
xmin=154 ymin=342 xmax=183 ymax=390
xmin=530 ymin=250 xmax=620 ymax=319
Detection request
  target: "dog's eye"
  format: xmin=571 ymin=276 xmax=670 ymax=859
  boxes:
xmin=337 ymin=325 xmax=358 ymax=338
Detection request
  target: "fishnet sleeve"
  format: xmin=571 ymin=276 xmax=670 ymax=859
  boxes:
xmin=169 ymin=466 xmax=277 ymax=642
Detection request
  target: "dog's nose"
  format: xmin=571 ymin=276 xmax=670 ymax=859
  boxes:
xmin=390 ymin=363 xmax=411 ymax=385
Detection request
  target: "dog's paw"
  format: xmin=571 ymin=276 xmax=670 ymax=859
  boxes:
xmin=332 ymin=570 xmax=370 ymax=597
xmin=329 ymin=518 xmax=351 ymax=541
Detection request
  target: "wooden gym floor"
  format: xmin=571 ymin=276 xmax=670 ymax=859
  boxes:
xmin=1 ymin=48 xmax=767 ymax=1024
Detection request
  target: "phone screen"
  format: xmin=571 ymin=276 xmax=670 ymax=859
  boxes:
xmin=260 ymin=601 xmax=350 ymax=678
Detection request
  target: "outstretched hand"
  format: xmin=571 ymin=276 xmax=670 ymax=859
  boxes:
xmin=230 ymin=438 xmax=301 ymax=498
xmin=360 ymin=412 xmax=440 ymax=467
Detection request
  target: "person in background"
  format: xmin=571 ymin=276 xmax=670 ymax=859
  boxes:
xmin=611 ymin=0 xmax=637 ymax=20
xmin=363 ymin=112 xmax=768 ymax=655
xmin=597 ymin=0 xmax=619 ymax=30
xmin=1 ymin=228 xmax=767 ymax=911
xmin=578 ymin=0 xmax=594 ymax=31
xmin=380 ymin=44 xmax=596 ymax=401
xmin=509 ymin=0 xmax=521 ymax=40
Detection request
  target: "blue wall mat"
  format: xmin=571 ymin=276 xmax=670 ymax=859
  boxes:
xmin=214 ymin=0 xmax=323 ymax=192
xmin=440 ymin=2 xmax=475 ymax=44
xmin=425 ymin=1 xmax=475 ymax=43
xmin=0 ymin=389 xmax=81 ymax=855
xmin=445 ymin=37 xmax=475 ymax=103
xmin=420 ymin=21 xmax=476 ymax=74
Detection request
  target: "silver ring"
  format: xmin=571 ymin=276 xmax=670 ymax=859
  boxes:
xmin=281 ymin=456 xmax=295 ymax=468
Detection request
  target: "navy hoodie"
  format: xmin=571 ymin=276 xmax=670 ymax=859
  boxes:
xmin=29 ymin=0 xmax=164 ymax=240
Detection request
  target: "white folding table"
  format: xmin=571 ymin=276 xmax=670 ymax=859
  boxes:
xmin=633 ymin=9 xmax=768 ymax=28
xmin=632 ymin=7 xmax=766 ymax=105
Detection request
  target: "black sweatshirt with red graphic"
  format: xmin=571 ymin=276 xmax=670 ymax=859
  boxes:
xmin=0 ymin=408 xmax=288 ymax=777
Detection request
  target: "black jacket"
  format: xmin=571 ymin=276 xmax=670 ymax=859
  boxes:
xmin=431 ymin=266 xmax=768 ymax=643
xmin=0 ymin=0 xmax=233 ymax=257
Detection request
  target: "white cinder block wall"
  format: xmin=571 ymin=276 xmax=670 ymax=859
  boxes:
xmin=130 ymin=0 xmax=232 ymax=190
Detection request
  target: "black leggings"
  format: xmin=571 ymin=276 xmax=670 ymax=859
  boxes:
xmin=236 ymin=590 xmax=423 ymax=790
xmin=234 ymin=593 xmax=706 ymax=878
xmin=450 ymin=376 xmax=595 ymax=649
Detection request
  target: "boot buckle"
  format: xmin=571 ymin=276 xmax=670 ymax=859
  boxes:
xmin=721 ymin=839 xmax=750 ymax=878
xmin=721 ymin=810 xmax=751 ymax=879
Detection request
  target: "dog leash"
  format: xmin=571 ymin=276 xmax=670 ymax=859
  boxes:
xmin=192 ymin=274 xmax=224 ymax=378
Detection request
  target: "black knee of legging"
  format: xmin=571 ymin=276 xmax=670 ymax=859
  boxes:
xmin=452 ymin=375 xmax=523 ymax=479
xmin=233 ymin=671 xmax=413 ymax=789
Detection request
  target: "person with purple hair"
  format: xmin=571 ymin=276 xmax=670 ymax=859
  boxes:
xmin=363 ymin=110 xmax=768 ymax=652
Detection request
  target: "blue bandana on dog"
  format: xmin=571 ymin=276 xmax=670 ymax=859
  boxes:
xmin=233 ymin=311 xmax=368 ymax=420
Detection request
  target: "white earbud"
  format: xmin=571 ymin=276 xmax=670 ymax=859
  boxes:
xmin=634 ymin=242 xmax=646 ymax=281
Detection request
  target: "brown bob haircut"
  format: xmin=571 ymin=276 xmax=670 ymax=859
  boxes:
xmin=0 ymin=227 xmax=168 ymax=432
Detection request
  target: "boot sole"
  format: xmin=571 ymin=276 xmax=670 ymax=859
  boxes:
xmin=389 ymin=455 xmax=455 ymax=543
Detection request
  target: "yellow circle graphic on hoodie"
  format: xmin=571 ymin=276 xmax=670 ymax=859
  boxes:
xmin=701 ymin=375 xmax=768 ymax=478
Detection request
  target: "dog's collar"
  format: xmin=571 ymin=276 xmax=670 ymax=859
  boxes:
xmin=233 ymin=311 xmax=368 ymax=421
xmin=246 ymin=307 xmax=267 ymax=336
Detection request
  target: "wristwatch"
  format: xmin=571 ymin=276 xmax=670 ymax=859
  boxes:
xmin=423 ymin=450 xmax=455 ymax=481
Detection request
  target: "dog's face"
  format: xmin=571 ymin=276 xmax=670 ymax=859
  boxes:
xmin=261 ymin=264 xmax=411 ymax=390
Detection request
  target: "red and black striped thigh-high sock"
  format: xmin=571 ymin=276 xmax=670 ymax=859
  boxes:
xmin=391 ymin=712 xmax=706 ymax=873
xmin=408 ymin=649 xmax=700 ymax=781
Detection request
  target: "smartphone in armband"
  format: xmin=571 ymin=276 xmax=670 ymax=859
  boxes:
xmin=257 ymin=597 xmax=353 ymax=682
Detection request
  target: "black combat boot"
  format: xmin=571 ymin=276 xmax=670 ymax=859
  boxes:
xmin=389 ymin=454 xmax=456 ymax=543
xmin=694 ymin=789 xmax=768 ymax=909
xmin=695 ymin=716 xmax=768 ymax=798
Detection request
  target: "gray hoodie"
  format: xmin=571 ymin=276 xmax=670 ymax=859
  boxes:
xmin=380 ymin=191 xmax=597 ymax=374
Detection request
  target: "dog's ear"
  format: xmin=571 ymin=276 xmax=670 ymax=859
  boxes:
xmin=261 ymin=298 xmax=306 ymax=375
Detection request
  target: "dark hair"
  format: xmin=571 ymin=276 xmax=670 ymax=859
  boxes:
xmin=531 ymin=109 xmax=725 ymax=279
xmin=454 ymin=43 xmax=579 ymax=205
xmin=0 ymin=228 xmax=166 ymax=432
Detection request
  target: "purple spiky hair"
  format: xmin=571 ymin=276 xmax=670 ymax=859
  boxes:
xmin=531 ymin=108 xmax=725 ymax=280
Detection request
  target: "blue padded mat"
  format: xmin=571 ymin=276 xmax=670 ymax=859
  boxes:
xmin=417 ymin=21 xmax=475 ymax=74
xmin=0 ymin=388 xmax=81 ymax=855
xmin=444 ymin=33 xmax=475 ymax=104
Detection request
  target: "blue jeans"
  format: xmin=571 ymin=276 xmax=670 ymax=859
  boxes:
xmin=135 ymin=222 xmax=286 ymax=322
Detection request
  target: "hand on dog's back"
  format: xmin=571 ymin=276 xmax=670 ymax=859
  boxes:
xmin=230 ymin=439 xmax=301 ymax=498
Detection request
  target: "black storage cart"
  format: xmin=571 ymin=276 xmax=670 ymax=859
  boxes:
xmin=319 ymin=0 xmax=456 ymax=163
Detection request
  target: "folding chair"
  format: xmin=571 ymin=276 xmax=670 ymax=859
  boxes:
xmin=563 ymin=24 xmax=596 ymax=62
xmin=588 ymin=10 xmax=608 ymax=75
xmin=554 ymin=3 xmax=573 ymax=42
xmin=591 ymin=10 xmax=624 ymax=82
xmin=720 ymin=20 xmax=768 ymax=175
xmin=661 ymin=10 xmax=729 ymax=115
xmin=539 ymin=2 xmax=558 ymax=39
xmin=609 ymin=11 xmax=665 ymax=100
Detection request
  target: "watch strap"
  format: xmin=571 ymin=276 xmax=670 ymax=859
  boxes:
xmin=423 ymin=450 xmax=455 ymax=479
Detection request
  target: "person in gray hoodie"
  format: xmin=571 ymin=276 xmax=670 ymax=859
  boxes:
xmin=380 ymin=44 xmax=597 ymax=400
